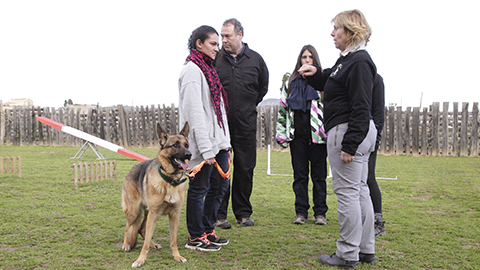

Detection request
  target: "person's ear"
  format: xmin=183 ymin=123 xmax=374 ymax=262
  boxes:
xmin=196 ymin=39 xmax=203 ymax=50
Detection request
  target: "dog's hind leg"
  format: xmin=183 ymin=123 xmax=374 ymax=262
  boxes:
xmin=131 ymin=211 xmax=159 ymax=268
xmin=123 ymin=210 xmax=143 ymax=252
xmin=122 ymin=188 xmax=143 ymax=252
xmin=139 ymin=209 xmax=161 ymax=250
xmin=169 ymin=209 xmax=187 ymax=262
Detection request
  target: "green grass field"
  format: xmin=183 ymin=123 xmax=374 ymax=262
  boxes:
xmin=1 ymin=146 xmax=479 ymax=269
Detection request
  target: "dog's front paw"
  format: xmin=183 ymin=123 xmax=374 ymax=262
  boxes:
xmin=174 ymin=255 xmax=187 ymax=263
xmin=131 ymin=259 xmax=145 ymax=268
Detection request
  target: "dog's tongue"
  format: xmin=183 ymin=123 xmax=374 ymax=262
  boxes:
xmin=178 ymin=160 xmax=188 ymax=171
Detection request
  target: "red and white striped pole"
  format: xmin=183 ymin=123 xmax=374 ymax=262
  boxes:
xmin=36 ymin=116 xmax=150 ymax=161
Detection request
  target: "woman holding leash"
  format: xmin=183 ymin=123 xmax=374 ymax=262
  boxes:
xmin=276 ymin=45 xmax=328 ymax=226
xmin=179 ymin=25 xmax=231 ymax=252
xmin=299 ymin=9 xmax=378 ymax=268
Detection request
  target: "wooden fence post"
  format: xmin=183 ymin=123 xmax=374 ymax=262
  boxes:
xmin=386 ymin=106 xmax=394 ymax=154
xmin=117 ymin=105 xmax=128 ymax=147
xmin=431 ymin=102 xmax=440 ymax=156
xmin=264 ymin=105 xmax=273 ymax=150
xmin=92 ymin=162 xmax=96 ymax=181
xmin=103 ymin=161 xmax=107 ymax=180
xmin=0 ymin=101 xmax=5 ymax=145
xmin=452 ymin=102 xmax=459 ymax=156
xmin=99 ymin=161 xmax=103 ymax=180
xmin=395 ymin=106 xmax=403 ymax=154
xmin=460 ymin=102 xmax=469 ymax=157
xmin=256 ymin=107 xmax=262 ymax=149
xmin=79 ymin=163 xmax=84 ymax=184
xmin=405 ymin=107 xmax=411 ymax=155
xmin=412 ymin=107 xmax=420 ymax=156
xmin=12 ymin=156 xmax=16 ymax=174
xmin=271 ymin=105 xmax=280 ymax=151
xmin=170 ymin=103 xmax=177 ymax=134
xmin=113 ymin=160 xmax=117 ymax=183
xmin=18 ymin=156 xmax=22 ymax=178
xmin=6 ymin=156 xmax=10 ymax=173
xmin=442 ymin=102 xmax=449 ymax=156
xmin=472 ymin=103 xmax=479 ymax=156
xmin=72 ymin=163 xmax=79 ymax=189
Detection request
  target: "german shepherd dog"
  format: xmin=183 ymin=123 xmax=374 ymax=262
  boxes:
xmin=122 ymin=122 xmax=191 ymax=268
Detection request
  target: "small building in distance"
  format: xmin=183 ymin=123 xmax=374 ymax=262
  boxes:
xmin=2 ymin=98 xmax=35 ymax=109
xmin=66 ymin=104 xmax=102 ymax=114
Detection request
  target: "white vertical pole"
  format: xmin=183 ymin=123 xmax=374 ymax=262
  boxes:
xmin=267 ymin=144 xmax=271 ymax=175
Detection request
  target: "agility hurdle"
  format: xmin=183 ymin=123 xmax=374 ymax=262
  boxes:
xmin=71 ymin=160 xmax=117 ymax=189
xmin=36 ymin=116 xmax=149 ymax=162
xmin=0 ymin=156 xmax=22 ymax=178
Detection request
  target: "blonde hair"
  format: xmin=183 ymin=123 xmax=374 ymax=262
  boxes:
xmin=332 ymin=9 xmax=371 ymax=47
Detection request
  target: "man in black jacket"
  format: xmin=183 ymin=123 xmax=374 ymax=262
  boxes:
xmin=214 ymin=18 xmax=269 ymax=228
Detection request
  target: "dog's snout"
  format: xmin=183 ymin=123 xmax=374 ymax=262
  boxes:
xmin=185 ymin=151 xmax=192 ymax=160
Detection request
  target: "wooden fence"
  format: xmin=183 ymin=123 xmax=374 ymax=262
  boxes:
xmin=1 ymin=102 xmax=479 ymax=157
xmin=0 ymin=156 xmax=22 ymax=178
xmin=263 ymin=102 xmax=480 ymax=156
xmin=0 ymin=103 xmax=177 ymax=148
xmin=71 ymin=160 xmax=117 ymax=189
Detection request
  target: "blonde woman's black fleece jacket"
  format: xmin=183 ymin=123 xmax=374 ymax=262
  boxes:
xmin=306 ymin=50 xmax=377 ymax=156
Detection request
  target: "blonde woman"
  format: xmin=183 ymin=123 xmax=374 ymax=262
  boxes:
xmin=299 ymin=10 xmax=378 ymax=268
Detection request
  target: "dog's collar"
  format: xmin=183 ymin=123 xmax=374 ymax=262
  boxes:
xmin=157 ymin=164 xmax=188 ymax=187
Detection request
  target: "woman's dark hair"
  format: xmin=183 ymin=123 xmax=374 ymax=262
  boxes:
xmin=288 ymin=45 xmax=322 ymax=94
xmin=188 ymin=25 xmax=218 ymax=52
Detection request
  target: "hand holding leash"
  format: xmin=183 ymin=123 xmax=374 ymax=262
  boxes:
xmin=187 ymin=157 xmax=231 ymax=179
xmin=205 ymin=158 xmax=215 ymax=165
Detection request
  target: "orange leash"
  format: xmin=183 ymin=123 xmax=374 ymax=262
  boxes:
xmin=187 ymin=158 xmax=231 ymax=179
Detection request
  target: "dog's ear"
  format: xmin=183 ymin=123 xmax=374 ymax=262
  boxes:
xmin=180 ymin=121 xmax=189 ymax=140
xmin=157 ymin=122 xmax=168 ymax=147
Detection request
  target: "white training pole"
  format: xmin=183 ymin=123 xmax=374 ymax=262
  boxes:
xmin=267 ymin=144 xmax=271 ymax=175
xmin=376 ymin=176 xmax=398 ymax=180
xmin=266 ymin=144 xmax=396 ymax=180
xmin=267 ymin=144 xmax=293 ymax=176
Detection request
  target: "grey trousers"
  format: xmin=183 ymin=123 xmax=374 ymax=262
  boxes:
xmin=327 ymin=120 xmax=376 ymax=261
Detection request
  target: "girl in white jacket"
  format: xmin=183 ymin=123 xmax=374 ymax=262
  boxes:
xmin=179 ymin=25 xmax=231 ymax=252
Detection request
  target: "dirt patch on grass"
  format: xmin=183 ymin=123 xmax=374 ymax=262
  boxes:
xmin=0 ymin=245 xmax=38 ymax=252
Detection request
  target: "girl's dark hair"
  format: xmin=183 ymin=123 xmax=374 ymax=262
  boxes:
xmin=188 ymin=25 xmax=218 ymax=52
xmin=287 ymin=45 xmax=322 ymax=95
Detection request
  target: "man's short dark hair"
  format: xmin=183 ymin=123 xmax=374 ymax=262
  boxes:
xmin=223 ymin=18 xmax=244 ymax=36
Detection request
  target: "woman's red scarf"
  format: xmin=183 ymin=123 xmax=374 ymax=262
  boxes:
xmin=186 ymin=49 xmax=228 ymax=133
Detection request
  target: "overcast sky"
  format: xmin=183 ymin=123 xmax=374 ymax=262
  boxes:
xmin=1 ymin=1 xmax=478 ymax=109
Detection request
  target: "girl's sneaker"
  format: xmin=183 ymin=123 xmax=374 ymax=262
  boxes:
xmin=185 ymin=233 xmax=221 ymax=251
xmin=206 ymin=230 xmax=229 ymax=245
